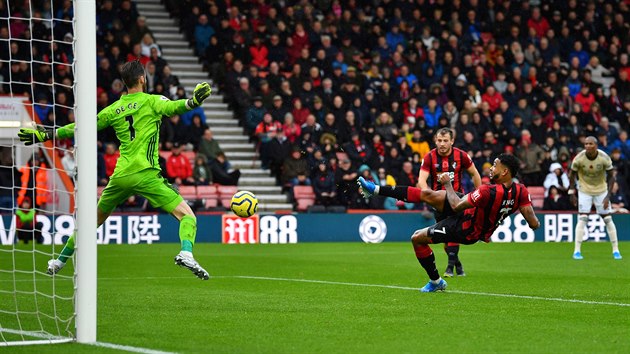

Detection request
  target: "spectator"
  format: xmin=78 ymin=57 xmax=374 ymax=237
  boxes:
xmin=282 ymin=113 xmax=301 ymax=144
xmin=335 ymin=158 xmax=360 ymax=208
xmin=129 ymin=15 xmax=152 ymax=44
xmin=140 ymin=33 xmax=160 ymax=58
xmin=255 ymin=113 xmax=282 ymax=169
xmin=103 ymin=143 xmax=119 ymax=178
xmin=187 ymin=114 xmax=207 ymax=149
xmin=198 ymin=128 xmax=223 ymax=163
xmin=543 ymin=186 xmax=571 ymax=211
xmin=166 ymin=143 xmax=194 ymax=185
xmin=268 ymin=130 xmax=292 ymax=181
xmin=423 ymin=98 xmax=443 ymax=128
xmin=517 ymin=132 xmax=545 ymax=186
xmin=312 ymin=161 xmax=336 ymax=206
xmin=194 ymin=14 xmax=215 ymax=56
xmin=15 ymin=197 xmax=42 ymax=244
xmin=193 ymin=154 xmax=212 ymax=185
xmin=344 ymin=132 xmax=373 ymax=168
xmin=210 ymin=152 xmax=240 ymax=186
xmin=245 ymin=96 xmax=265 ymax=136
xmin=543 ymin=163 xmax=570 ymax=197
xmin=61 ymin=147 xmax=76 ymax=179
xmin=407 ymin=129 xmax=430 ymax=158
xmin=281 ymin=147 xmax=309 ymax=186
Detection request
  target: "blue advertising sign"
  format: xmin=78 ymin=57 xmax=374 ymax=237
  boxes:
xmin=1 ymin=212 xmax=627 ymax=245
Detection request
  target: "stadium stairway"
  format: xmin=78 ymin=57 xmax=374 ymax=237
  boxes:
xmin=134 ymin=0 xmax=292 ymax=212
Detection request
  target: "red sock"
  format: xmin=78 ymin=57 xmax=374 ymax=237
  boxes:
xmin=414 ymin=244 xmax=433 ymax=258
xmin=413 ymin=244 xmax=440 ymax=281
xmin=407 ymin=187 xmax=422 ymax=202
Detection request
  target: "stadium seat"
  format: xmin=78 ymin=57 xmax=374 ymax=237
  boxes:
xmin=178 ymin=186 xmax=197 ymax=201
xmin=528 ymin=186 xmax=545 ymax=210
xmin=197 ymin=185 xmax=219 ymax=208
xmin=217 ymin=185 xmax=238 ymax=209
xmin=293 ymin=186 xmax=316 ymax=212
xmin=159 ymin=150 xmax=172 ymax=161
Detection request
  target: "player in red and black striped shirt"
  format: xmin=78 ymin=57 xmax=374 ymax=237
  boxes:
xmin=418 ymin=128 xmax=481 ymax=278
xmin=357 ymin=154 xmax=540 ymax=292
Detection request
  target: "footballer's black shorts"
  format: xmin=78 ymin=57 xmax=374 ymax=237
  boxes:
xmin=432 ymin=192 xmax=464 ymax=222
xmin=427 ymin=213 xmax=479 ymax=245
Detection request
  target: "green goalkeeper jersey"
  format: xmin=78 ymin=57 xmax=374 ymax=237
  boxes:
xmin=58 ymin=92 xmax=190 ymax=178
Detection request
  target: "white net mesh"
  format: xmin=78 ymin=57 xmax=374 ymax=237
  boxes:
xmin=0 ymin=0 xmax=76 ymax=345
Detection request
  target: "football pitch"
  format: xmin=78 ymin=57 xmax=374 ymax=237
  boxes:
xmin=2 ymin=241 xmax=629 ymax=353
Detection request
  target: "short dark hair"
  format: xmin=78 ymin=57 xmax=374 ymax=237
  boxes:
xmin=436 ymin=127 xmax=454 ymax=139
xmin=120 ymin=60 xmax=145 ymax=88
xmin=497 ymin=153 xmax=520 ymax=178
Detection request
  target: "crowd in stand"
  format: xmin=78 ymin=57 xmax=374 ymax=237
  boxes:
xmin=5 ymin=0 xmax=630 ymax=212
xmin=161 ymin=0 xmax=630 ymax=210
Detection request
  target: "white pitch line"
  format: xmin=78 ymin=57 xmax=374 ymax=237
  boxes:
xmin=90 ymin=341 xmax=178 ymax=354
xmin=226 ymin=275 xmax=630 ymax=308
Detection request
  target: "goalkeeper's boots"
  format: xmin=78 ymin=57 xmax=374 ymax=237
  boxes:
xmin=174 ymin=252 xmax=209 ymax=280
xmin=46 ymin=259 xmax=65 ymax=275
xmin=357 ymin=176 xmax=376 ymax=198
xmin=443 ymin=266 xmax=454 ymax=278
xmin=573 ymin=251 xmax=584 ymax=260
xmin=613 ymin=251 xmax=623 ymax=260
xmin=420 ymin=279 xmax=447 ymax=293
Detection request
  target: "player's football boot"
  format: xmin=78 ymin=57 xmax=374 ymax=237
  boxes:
xmin=420 ymin=279 xmax=447 ymax=292
xmin=572 ymin=251 xmax=583 ymax=260
xmin=613 ymin=251 xmax=623 ymax=260
xmin=174 ymin=252 xmax=210 ymax=280
xmin=455 ymin=264 xmax=466 ymax=276
xmin=443 ymin=266 xmax=454 ymax=278
xmin=46 ymin=259 xmax=65 ymax=275
xmin=357 ymin=176 xmax=376 ymax=198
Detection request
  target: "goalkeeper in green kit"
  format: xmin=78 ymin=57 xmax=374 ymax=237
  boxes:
xmin=18 ymin=60 xmax=212 ymax=280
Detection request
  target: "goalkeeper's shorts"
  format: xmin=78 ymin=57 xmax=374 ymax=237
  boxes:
xmin=98 ymin=169 xmax=183 ymax=214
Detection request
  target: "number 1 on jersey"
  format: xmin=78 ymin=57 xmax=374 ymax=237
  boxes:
xmin=125 ymin=115 xmax=135 ymax=141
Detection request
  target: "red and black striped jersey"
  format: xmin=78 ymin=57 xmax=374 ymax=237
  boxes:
xmin=420 ymin=147 xmax=473 ymax=193
xmin=463 ymin=183 xmax=532 ymax=242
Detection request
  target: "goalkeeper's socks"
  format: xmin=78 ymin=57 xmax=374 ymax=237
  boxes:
xmin=58 ymin=233 xmax=76 ymax=263
xmin=179 ymin=215 xmax=197 ymax=252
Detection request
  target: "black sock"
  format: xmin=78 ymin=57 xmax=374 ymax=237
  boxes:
xmin=446 ymin=246 xmax=457 ymax=268
xmin=452 ymin=245 xmax=461 ymax=267
xmin=378 ymin=186 xmax=409 ymax=201
xmin=417 ymin=253 xmax=440 ymax=281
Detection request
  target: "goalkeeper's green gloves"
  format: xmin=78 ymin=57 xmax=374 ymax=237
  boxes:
xmin=188 ymin=82 xmax=212 ymax=108
xmin=18 ymin=125 xmax=54 ymax=146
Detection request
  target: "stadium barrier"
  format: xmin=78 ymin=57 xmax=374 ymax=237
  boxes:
xmin=1 ymin=212 xmax=628 ymax=245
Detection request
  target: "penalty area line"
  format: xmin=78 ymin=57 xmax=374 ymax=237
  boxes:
xmin=223 ymin=275 xmax=630 ymax=308
xmin=90 ymin=341 xmax=178 ymax=354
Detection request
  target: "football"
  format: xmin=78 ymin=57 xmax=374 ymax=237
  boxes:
xmin=230 ymin=190 xmax=258 ymax=218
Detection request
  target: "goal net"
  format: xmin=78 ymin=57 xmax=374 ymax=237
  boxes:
xmin=0 ymin=0 xmax=96 ymax=346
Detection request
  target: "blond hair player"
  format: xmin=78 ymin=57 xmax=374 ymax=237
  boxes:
xmin=568 ymin=136 xmax=622 ymax=260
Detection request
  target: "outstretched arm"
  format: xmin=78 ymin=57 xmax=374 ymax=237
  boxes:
xmin=18 ymin=116 xmax=111 ymax=144
xmin=519 ymin=205 xmax=540 ymax=230
xmin=440 ymin=173 xmax=473 ymax=213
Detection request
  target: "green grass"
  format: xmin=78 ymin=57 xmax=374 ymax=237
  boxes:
xmin=1 ymin=242 xmax=629 ymax=353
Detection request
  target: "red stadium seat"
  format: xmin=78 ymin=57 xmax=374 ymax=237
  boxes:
xmin=178 ymin=186 xmax=197 ymax=201
xmin=528 ymin=186 xmax=545 ymax=210
xmin=293 ymin=186 xmax=316 ymax=212
xmin=217 ymin=185 xmax=238 ymax=209
xmin=159 ymin=151 xmax=172 ymax=161
xmin=197 ymin=185 xmax=219 ymax=208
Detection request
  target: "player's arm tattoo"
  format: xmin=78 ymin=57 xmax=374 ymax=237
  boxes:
xmin=519 ymin=205 xmax=540 ymax=230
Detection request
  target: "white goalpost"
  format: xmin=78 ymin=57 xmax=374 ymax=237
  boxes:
xmin=0 ymin=0 xmax=96 ymax=347
xmin=74 ymin=0 xmax=97 ymax=345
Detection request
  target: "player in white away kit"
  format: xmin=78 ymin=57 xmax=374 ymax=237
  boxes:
xmin=568 ymin=136 xmax=622 ymax=260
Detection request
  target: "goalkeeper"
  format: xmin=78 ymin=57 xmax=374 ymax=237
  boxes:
xmin=18 ymin=60 xmax=212 ymax=280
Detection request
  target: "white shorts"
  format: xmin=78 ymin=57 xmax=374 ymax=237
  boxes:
xmin=578 ymin=190 xmax=612 ymax=215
